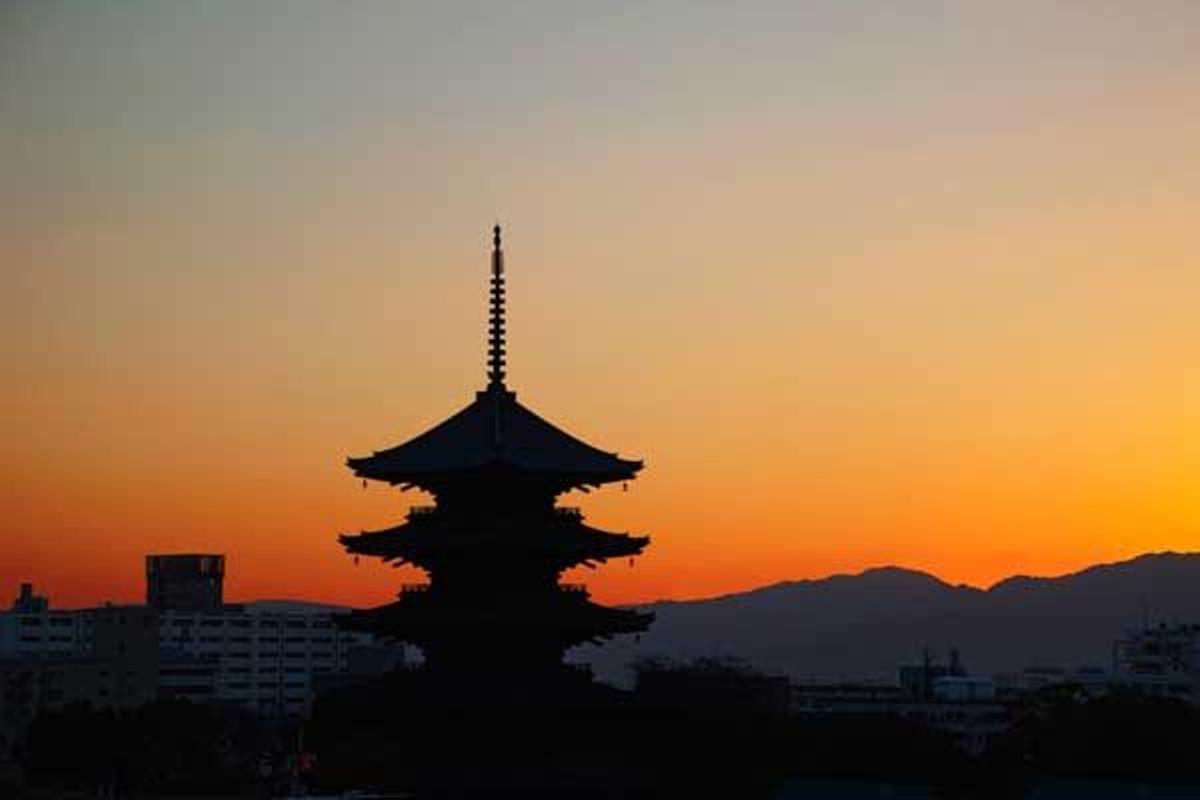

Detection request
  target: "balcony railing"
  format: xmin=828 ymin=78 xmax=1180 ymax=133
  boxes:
xmin=406 ymin=505 xmax=582 ymax=520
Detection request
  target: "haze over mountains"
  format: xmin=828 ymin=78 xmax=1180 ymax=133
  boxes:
xmin=570 ymin=552 xmax=1200 ymax=687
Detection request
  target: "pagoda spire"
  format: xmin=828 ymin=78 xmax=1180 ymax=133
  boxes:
xmin=487 ymin=224 xmax=507 ymax=390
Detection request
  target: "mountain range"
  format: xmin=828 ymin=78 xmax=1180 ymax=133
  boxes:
xmin=569 ymin=551 xmax=1200 ymax=687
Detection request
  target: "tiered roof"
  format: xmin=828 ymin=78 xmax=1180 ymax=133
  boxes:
xmin=340 ymin=510 xmax=649 ymax=569
xmin=346 ymin=387 xmax=642 ymax=489
xmin=340 ymin=592 xmax=652 ymax=647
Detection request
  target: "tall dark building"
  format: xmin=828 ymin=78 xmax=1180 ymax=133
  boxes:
xmin=339 ymin=226 xmax=651 ymax=681
xmin=145 ymin=553 xmax=225 ymax=611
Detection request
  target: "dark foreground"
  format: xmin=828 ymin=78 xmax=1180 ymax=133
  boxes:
xmin=8 ymin=674 xmax=1200 ymax=799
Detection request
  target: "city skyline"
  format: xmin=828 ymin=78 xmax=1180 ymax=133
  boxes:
xmin=4 ymin=1 xmax=1200 ymax=609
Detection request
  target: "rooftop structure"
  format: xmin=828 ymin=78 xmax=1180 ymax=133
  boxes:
xmin=146 ymin=554 xmax=225 ymax=611
xmin=11 ymin=583 xmax=48 ymax=613
xmin=339 ymin=226 xmax=652 ymax=681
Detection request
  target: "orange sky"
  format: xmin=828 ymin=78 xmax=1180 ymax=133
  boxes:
xmin=2 ymin=2 xmax=1199 ymax=609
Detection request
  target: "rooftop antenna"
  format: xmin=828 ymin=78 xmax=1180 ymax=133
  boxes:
xmin=487 ymin=224 xmax=507 ymax=390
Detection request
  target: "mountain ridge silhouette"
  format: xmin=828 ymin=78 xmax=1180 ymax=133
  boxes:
xmin=572 ymin=551 xmax=1200 ymax=686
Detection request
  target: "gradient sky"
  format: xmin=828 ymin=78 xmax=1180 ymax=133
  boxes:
xmin=3 ymin=1 xmax=1199 ymax=609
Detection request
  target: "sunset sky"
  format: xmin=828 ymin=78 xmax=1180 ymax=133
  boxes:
xmin=3 ymin=1 xmax=1199 ymax=609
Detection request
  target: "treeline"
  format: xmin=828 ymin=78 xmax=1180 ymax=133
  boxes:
xmin=10 ymin=684 xmax=1200 ymax=798
xmin=302 ymin=673 xmax=1200 ymax=798
xmin=15 ymin=699 xmax=295 ymax=797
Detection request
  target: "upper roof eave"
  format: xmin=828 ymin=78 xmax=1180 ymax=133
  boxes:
xmin=346 ymin=388 xmax=643 ymax=485
xmin=345 ymin=457 xmax=643 ymax=485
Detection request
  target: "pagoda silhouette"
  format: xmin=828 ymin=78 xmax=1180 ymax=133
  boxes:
xmin=338 ymin=226 xmax=652 ymax=685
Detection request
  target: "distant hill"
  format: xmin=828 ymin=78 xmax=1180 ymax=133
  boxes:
xmin=239 ymin=599 xmax=351 ymax=614
xmin=569 ymin=552 xmax=1200 ymax=687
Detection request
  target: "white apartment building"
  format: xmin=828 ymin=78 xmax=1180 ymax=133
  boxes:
xmin=156 ymin=604 xmax=384 ymax=716
xmin=0 ymin=608 xmax=93 ymax=655
xmin=1 ymin=598 xmax=396 ymax=718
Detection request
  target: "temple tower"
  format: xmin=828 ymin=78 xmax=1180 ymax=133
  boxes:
xmin=339 ymin=226 xmax=651 ymax=681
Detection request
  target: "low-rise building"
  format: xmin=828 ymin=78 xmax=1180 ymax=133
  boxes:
xmin=0 ymin=605 xmax=161 ymax=758
xmin=1113 ymin=623 xmax=1200 ymax=704
xmin=897 ymin=649 xmax=967 ymax=700
xmin=635 ymin=657 xmax=792 ymax=717
xmin=993 ymin=665 xmax=1111 ymax=698
xmin=791 ymin=681 xmax=1010 ymax=755
xmin=792 ymin=652 xmax=1010 ymax=755
xmin=932 ymin=675 xmax=995 ymax=703
xmin=0 ymin=584 xmax=92 ymax=656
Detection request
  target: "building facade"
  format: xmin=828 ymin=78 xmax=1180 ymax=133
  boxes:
xmin=155 ymin=605 xmax=384 ymax=716
xmin=1113 ymin=623 xmax=1200 ymax=704
xmin=1 ymin=567 xmax=398 ymax=727
xmin=0 ymin=605 xmax=161 ymax=758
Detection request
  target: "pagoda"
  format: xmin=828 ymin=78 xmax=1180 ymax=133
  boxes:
xmin=339 ymin=226 xmax=652 ymax=681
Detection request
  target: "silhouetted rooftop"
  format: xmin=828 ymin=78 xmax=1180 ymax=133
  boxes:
xmin=347 ymin=385 xmax=642 ymax=488
xmin=340 ymin=513 xmax=649 ymax=565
